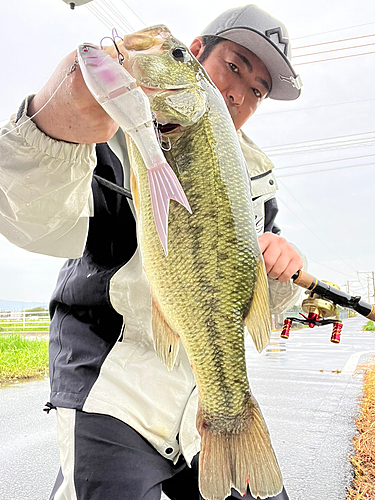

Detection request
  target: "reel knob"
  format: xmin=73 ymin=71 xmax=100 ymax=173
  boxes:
xmin=281 ymin=319 xmax=292 ymax=339
xmin=331 ymin=321 xmax=343 ymax=343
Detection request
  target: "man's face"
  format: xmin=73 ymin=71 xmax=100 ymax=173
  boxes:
xmin=190 ymin=39 xmax=271 ymax=130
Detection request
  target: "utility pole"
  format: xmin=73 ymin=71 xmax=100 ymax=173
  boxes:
xmin=357 ymin=271 xmax=375 ymax=302
xmin=367 ymin=276 xmax=371 ymax=303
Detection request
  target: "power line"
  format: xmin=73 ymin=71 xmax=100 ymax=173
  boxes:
xmin=253 ymin=97 xmax=375 ymax=118
xmin=93 ymin=1 xmax=130 ymax=33
xmin=308 ymin=258 xmax=358 ymax=279
xmin=86 ymin=4 xmax=113 ymax=31
xmin=277 ymin=162 xmax=373 ymax=177
xmin=276 ymin=196 xmax=358 ymax=279
xmin=264 ymin=136 xmax=375 ymax=157
xmin=101 ymin=0 xmax=136 ymax=32
xmin=86 ymin=0 xmax=134 ymax=34
xmin=292 ymin=22 xmax=375 ymax=40
xmin=119 ymin=0 xmax=147 ymax=27
xmin=293 ymin=41 xmax=375 ymax=59
xmin=277 ymin=178 xmax=360 ymax=269
xmin=276 ymin=153 xmax=375 ymax=171
xmin=293 ymin=33 xmax=375 ymax=50
xmin=267 ymin=140 xmax=375 ymax=157
xmin=294 ymin=49 xmax=375 ymax=66
xmin=264 ymin=130 xmax=375 ymax=151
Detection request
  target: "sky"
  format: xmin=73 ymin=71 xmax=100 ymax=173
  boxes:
xmin=0 ymin=0 xmax=375 ymax=304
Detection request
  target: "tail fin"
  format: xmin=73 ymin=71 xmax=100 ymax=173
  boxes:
xmin=197 ymin=395 xmax=283 ymax=500
xmin=147 ymin=162 xmax=191 ymax=256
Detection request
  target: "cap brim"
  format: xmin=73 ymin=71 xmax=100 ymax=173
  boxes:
xmin=215 ymin=28 xmax=301 ymax=100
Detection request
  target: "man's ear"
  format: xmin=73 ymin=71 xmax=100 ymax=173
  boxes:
xmin=189 ymin=37 xmax=205 ymax=59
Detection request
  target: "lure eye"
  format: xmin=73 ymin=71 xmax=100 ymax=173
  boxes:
xmin=172 ymin=47 xmax=187 ymax=61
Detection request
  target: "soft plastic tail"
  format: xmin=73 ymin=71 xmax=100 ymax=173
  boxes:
xmin=148 ymin=163 xmax=191 ymax=255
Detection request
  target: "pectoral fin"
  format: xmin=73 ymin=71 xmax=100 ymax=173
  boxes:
xmin=152 ymin=299 xmax=180 ymax=371
xmin=244 ymin=259 xmax=271 ymax=353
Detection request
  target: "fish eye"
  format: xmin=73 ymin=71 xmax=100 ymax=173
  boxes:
xmin=172 ymin=47 xmax=187 ymax=61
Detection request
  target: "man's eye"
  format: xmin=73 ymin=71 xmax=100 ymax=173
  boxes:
xmin=229 ymin=63 xmax=239 ymax=73
xmin=253 ymin=88 xmax=261 ymax=98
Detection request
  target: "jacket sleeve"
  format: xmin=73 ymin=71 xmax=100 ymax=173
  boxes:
xmin=267 ymin=243 xmax=307 ymax=314
xmin=0 ymin=96 xmax=96 ymax=258
xmin=262 ymin=195 xmax=307 ymax=314
xmin=238 ymin=129 xmax=308 ymax=314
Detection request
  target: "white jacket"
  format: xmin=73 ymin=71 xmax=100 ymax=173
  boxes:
xmin=0 ymin=97 xmax=305 ymax=465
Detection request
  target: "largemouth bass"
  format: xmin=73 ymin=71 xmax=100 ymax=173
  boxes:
xmin=109 ymin=26 xmax=282 ymax=500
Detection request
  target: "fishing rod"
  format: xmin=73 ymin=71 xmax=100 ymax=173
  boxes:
xmin=281 ymin=270 xmax=375 ymax=343
xmin=292 ymin=270 xmax=375 ymax=320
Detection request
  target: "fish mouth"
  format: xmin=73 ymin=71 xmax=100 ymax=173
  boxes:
xmin=157 ymin=123 xmax=181 ymax=134
xmin=141 ymin=85 xmax=188 ymax=134
xmin=141 ymin=85 xmax=187 ymax=94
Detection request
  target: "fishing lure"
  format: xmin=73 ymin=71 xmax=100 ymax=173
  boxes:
xmin=77 ymin=43 xmax=191 ymax=255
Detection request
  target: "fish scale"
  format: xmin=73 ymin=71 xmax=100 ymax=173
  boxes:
xmin=122 ymin=25 xmax=282 ymax=500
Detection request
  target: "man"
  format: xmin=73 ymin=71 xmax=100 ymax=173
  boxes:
xmin=0 ymin=4 xmax=305 ymax=500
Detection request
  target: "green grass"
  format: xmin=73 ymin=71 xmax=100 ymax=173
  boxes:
xmin=0 ymin=334 xmax=49 ymax=383
xmin=363 ymin=320 xmax=375 ymax=331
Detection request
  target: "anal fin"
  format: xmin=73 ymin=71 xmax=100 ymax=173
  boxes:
xmin=244 ymin=259 xmax=271 ymax=353
xmin=152 ymin=299 xmax=180 ymax=371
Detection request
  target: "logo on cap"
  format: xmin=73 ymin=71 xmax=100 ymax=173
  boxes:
xmin=265 ymin=27 xmax=289 ymax=56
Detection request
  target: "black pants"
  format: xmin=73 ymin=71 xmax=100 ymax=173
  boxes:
xmin=49 ymin=410 xmax=289 ymax=500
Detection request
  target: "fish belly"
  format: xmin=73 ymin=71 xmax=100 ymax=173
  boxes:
xmin=128 ymin=113 xmax=282 ymax=500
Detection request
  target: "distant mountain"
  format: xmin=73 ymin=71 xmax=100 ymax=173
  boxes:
xmin=0 ymin=299 xmax=48 ymax=312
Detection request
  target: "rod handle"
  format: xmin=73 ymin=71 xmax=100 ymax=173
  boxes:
xmin=292 ymin=270 xmax=375 ymax=322
xmin=292 ymin=270 xmax=317 ymax=290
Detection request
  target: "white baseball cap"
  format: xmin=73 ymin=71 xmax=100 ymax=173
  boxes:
xmin=201 ymin=5 xmax=302 ymax=100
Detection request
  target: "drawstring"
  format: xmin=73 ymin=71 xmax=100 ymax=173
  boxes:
xmin=43 ymin=402 xmax=57 ymax=414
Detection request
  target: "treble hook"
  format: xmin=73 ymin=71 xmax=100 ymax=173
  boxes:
xmin=100 ymin=28 xmax=125 ymax=65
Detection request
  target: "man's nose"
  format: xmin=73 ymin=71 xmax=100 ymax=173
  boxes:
xmin=228 ymin=87 xmax=245 ymax=106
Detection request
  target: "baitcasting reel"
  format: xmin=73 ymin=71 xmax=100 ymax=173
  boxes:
xmin=281 ymin=281 xmax=343 ymax=343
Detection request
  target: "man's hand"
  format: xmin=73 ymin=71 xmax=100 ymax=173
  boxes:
xmin=258 ymin=233 xmax=303 ymax=283
xmin=27 ymin=51 xmax=119 ymax=144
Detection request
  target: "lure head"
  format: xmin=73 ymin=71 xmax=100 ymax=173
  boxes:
xmin=108 ymin=26 xmax=211 ymax=132
xmin=78 ymin=43 xmax=134 ymax=102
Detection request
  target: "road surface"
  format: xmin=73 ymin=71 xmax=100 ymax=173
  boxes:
xmin=0 ymin=316 xmax=373 ymax=499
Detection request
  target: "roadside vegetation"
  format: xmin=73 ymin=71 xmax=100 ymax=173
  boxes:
xmin=347 ymin=357 xmax=375 ymax=499
xmin=0 ymin=334 xmax=49 ymax=384
xmin=362 ymin=320 xmax=375 ymax=331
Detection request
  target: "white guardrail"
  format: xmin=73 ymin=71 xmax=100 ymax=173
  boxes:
xmin=0 ymin=310 xmax=50 ymax=333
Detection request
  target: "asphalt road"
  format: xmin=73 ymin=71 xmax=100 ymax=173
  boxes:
xmin=244 ymin=315 xmax=375 ymax=500
xmin=0 ymin=316 xmax=373 ymax=500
